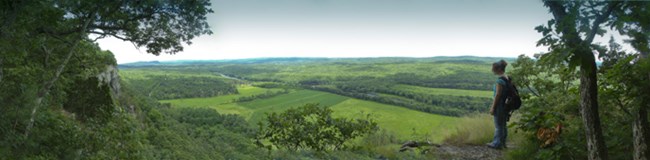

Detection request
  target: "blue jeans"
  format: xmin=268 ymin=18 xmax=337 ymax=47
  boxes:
xmin=489 ymin=105 xmax=507 ymax=148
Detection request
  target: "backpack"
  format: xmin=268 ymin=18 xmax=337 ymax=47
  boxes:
xmin=499 ymin=76 xmax=521 ymax=120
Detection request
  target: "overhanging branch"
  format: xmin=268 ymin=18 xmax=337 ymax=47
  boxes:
xmin=585 ymin=2 xmax=620 ymax=44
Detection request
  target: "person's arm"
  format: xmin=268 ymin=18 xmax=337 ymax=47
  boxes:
xmin=490 ymin=83 xmax=504 ymax=115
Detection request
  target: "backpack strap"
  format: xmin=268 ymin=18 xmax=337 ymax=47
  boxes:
xmin=498 ymin=76 xmax=511 ymax=95
xmin=498 ymin=76 xmax=509 ymax=86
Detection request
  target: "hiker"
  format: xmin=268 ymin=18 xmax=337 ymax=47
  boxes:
xmin=487 ymin=60 xmax=508 ymax=149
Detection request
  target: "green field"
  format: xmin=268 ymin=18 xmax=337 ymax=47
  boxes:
xmin=330 ymin=99 xmax=458 ymax=142
xmin=392 ymin=84 xmax=493 ymax=98
xmin=127 ymin=58 xmax=499 ymax=143
xmin=162 ymin=86 xmax=459 ymax=142
xmin=123 ymin=57 xmax=504 ymax=116
xmin=239 ymin=90 xmax=349 ymax=123
xmin=160 ymin=86 xmax=282 ymax=115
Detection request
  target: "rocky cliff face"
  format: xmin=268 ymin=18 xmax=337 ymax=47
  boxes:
xmin=63 ymin=64 xmax=124 ymax=121
xmin=96 ymin=65 xmax=120 ymax=97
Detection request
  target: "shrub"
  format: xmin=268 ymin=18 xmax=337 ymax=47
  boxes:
xmin=255 ymin=103 xmax=378 ymax=151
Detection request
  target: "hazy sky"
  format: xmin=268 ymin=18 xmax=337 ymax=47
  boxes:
xmin=96 ymin=0 xmax=612 ymax=64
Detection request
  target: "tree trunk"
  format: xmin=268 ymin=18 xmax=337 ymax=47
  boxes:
xmin=634 ymin=52 xmax=650 ymax=160
xmin=579 ymin=56 xmax=609 ymax=160
xmin=543 ymin=1 xmax=618 ymax=159
xmin=23 ymin=17 xmax=92 ymax=137
xmin=634 ymin=107 xmax=650 ymax=160
xmin=0 ymin=58 xmax=3 ymax=83
xmin=25 ymin=40 xmax=80 ymax=137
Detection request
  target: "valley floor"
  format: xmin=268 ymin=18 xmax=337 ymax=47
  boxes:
xmin=161 ymin=86 xmax=460 ymax=142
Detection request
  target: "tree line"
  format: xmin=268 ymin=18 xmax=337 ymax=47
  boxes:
xmin=125 ymin=75 xmax=239 ymax=100
xmin=233 ymin=89 xmax=291 ymax=103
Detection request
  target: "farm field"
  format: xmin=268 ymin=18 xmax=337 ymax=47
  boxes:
xmin=330 ymin=99 xmax=458 ymax=142
xmin=121 ymin=57 xmax=508 ymax=116
xmin=391 ymin=84 xmax=493 ymax=98
xmin=161 ymin=86 xmax=459 ymax=141
xmin=159 ymin=86 xmax=283 ymax=115
xmin=122 ymin=57 xmax=502 ymax=142
xmin=117 ymin=57 xmax=511 ymax=147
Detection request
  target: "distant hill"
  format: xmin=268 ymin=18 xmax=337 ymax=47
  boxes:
xmin=118 ymin=56 xmax=516 ymax=68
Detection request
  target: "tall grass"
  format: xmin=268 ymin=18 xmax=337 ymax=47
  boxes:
xmin=443 ymin=114 xmax=525 ymax=147
xmin=443 ymin=114 xmax=495 ymax=145
xmin=356 ymin=129 xmax=436 ymax=160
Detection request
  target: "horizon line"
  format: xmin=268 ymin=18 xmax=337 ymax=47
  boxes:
xmin=117 ymin=55 xmax=521 ymax=65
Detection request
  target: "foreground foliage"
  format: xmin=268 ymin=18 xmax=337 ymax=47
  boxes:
xmin=256 ymin=103 xmax=378 ymax=151
xmin=530 ymin=1 xmax=650 ymax=159
xmin=507 ymin=51 xmax=650 ymax=159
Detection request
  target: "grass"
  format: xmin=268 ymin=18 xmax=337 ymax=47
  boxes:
xmin=442 ymin=114 xmax=524 ymax=147
xmin=239 ymin=90 xmax=349 ymax=124
xmin=330 ymin=99 xmax=458 ymax=142
xmin=162 ymin=86 xmax=459 ymax=142
xmin=160 ymin=85 xmax=281 ymax=105
xmin=392 ymin=84 xmax=493 ymax=98
xmin=443 ymin=114 xmax=495 ymax=145
xmin=160 ymin=86 xmax=283 ymax=117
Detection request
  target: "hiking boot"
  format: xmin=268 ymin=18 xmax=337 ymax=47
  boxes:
xmin=486 ymin=143 xmax=503 ymax=150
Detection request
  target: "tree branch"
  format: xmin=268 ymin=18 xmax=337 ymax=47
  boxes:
xmin=545 ymin=1 xmax=585 ymax=46
xmin=37 ymin=27 xmax=83 ymax=37
xmin=25 ymin=13 xmax=95 ymax=137
xmin=88 ymin=30 xmax=132 ymax=41
xmin=585 ymin=2 xmax=620 ymax=44
xmin=616 ymin=97 xmax=633 ymax=117
xmin=526 ymin=84 xmax=542 ymax=97
xmin=545 ymin=1 xmax=568 ymax=26
xmin=40 ymin=44 xmax=51 ymax=67
xmin=89 ymin=24 xmax=128 ymax=32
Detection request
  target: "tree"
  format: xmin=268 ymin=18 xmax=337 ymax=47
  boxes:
xmin=536 ymin=1 xmax=621 ymax=159
xmin=0 ymin=0 xmax=213 ymax=136
xmin=255 ymin=103 xmax=378 ymax=151
xmin=599 ymin=39 xmax=650 ymax=160
xmin=609 ymin=2 xmax=650 ymax=159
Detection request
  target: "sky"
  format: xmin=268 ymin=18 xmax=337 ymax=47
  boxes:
xmin=96 ymin=0 xmax=623 ymax=64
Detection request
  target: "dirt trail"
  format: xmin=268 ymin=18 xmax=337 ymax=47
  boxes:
xmin=431 ymin=144 xmax=504 ymax=160
xmin=399 ymin=141 xmax=508 ymax=160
